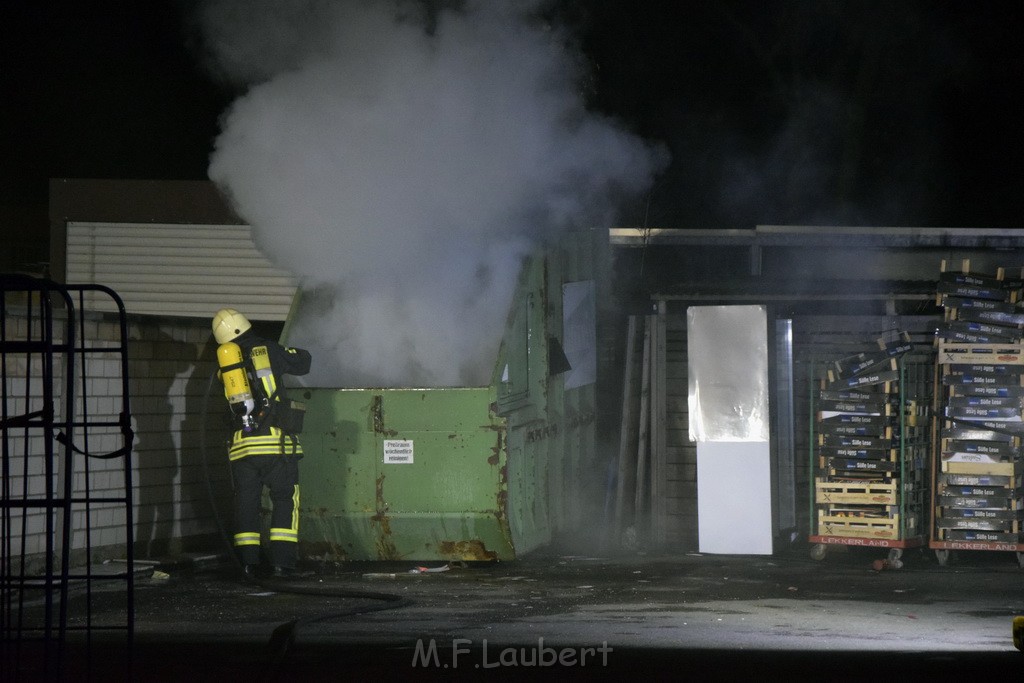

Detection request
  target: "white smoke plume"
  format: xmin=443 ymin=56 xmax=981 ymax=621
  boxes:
xmin=200 ymin=0 xmax=666 ymax=387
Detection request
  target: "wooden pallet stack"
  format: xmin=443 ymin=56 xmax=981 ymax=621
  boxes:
xmin=810 ymin=332 xmax=929 ymax=561
xmin=931 ymin=261 xmax=1024 ymax=567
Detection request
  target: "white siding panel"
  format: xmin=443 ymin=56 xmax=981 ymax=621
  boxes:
xmin=66 ymin=222 xmax=298 ymax=321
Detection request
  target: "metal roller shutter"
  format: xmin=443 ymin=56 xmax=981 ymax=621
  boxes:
xmin=65 ymin=221 xmax=297 ymax=320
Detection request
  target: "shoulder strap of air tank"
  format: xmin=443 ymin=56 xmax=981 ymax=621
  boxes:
xmin=243 ymin=346 xmax=270 ymax=403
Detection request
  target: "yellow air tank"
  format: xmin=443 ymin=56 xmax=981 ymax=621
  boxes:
xmin=217 ymin=341 xmax=256 ymax=431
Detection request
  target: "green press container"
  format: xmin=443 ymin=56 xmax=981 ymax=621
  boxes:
xmin=287 ymin=230 xmax=606 ymax=562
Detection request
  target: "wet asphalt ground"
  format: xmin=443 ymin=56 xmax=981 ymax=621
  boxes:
xmin=11 ymin=543 xmax=1024 ymax=681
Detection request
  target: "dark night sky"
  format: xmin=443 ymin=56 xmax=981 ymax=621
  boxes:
xmin=1 ymin=1 xmax=230 ymax=204
xmin=2 ymin=0 xmax=1023 ymax=271
xmin=576 ymin=1 xmax=1024 ymax=230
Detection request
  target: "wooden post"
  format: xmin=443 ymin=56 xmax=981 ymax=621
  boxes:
xmin=648 ymin=310 xmax=661 ymax=543
xmin=614 ymin=316 xmax=639 ymax=536
xmin=634 ymin=315 xmax=652 ymax=532
xmin=650 ymin=301 xmax=667 ymax=545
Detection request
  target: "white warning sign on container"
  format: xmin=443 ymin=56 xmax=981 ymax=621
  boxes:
xmin=383 ymin=439 xmax=414 ymax=464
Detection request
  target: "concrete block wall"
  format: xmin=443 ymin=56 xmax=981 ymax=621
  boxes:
xmin=71 ymin=325 xmax=133 ymax=557
xmin=2 ymin=304 xmax=227 ymax=570
xmin=2 ymin=309 xmax=65 ymax=565
xmin=128 ymin=315 xmax=226 ymax=560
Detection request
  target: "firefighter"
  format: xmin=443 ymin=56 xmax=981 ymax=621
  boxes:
xmin=212 ymin=308 xmax=312 ymax=578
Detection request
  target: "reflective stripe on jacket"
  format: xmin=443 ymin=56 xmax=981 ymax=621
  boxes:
xmin=228 ymin=427 xmax=303 ymax=461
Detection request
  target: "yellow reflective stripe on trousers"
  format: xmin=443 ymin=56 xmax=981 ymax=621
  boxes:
xmin=269 ymin=528 xmax=298 ymax=543
xmin=268 ymin=485 xmax=300 ymax=543
xmin=234 ymin=532 xmax=260 ymax=547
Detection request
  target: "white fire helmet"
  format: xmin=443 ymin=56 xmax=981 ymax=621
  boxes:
xmin=212 ymin=308 xmax=252 ymax=344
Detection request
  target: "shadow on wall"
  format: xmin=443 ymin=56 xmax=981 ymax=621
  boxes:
xmin=180 ymin=336 xmax=235 ymax=556
xmin=129 ymin=330 xmax=198 ymax=559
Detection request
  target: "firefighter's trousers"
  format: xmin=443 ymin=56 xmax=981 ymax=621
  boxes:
xmin=230 ymin=454 xmax=300 ymax=569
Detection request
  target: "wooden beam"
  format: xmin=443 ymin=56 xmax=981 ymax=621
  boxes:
xmin=614 ymin=316 xmax=639 ymax=536
xmin=634 ymin=316 xmax=652 ymax=532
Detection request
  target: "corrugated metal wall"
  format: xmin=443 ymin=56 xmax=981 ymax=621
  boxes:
xmin=65 ymin=221 xmax=297 ymax=320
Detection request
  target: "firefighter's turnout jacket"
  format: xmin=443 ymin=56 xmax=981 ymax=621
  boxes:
xmin=227 ymin=330 xmax=312 ymax=460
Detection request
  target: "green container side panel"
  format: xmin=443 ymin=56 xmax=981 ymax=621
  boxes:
xmin=297 ymin=387 xmax=514 ymax=562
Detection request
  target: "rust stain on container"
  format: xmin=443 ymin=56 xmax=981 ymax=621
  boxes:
xmin=495 ymin=464 xmax=508 ymax=524
xmin=439 ymin=540 xmax=498 ymax=562
xmin=375 ymin=537 xmax=400 ymax=560
xmin=301 ymin=540 xmax=348 ymax=562
xmin=371 ymin=395 xmax=398 ymax=437
xmin=487 ymin=429 xmax=504 ymax=466
xmin=371 ymin=474 xmax=390 ymax=531
xmin=371 ymin=473 xmax=399 ymax=559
